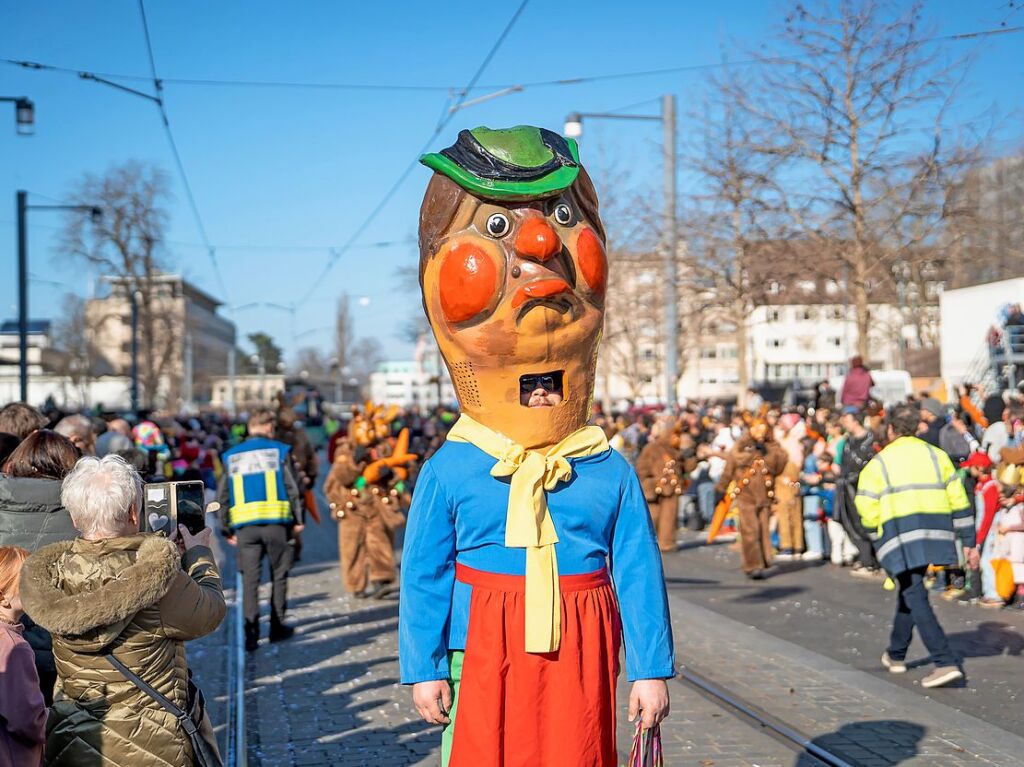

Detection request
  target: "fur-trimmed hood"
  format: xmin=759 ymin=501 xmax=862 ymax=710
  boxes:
xmin=20 ymin=534 xmax=180 ymax=650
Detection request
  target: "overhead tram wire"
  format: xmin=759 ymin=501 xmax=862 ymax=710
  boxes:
xmin=293 ymin=0 xmax=532 ymax=306
xmin=3 ymin=24 xmax=1020 ymax=95
xmin=137 ymin=0 xmax=231 ymax=305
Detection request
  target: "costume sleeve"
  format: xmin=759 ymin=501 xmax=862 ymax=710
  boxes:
xmin=854 ymin=458 xmax=883 ymax=535
xmin=610 ymin=469 xmax=676 ymax=681
xmin=0 ymin=639 xmax=46 ymax=746
xmin=399 ymin=461 xmax=457 ymax=684
xmin=977 ymin=483 xmax=1000 ymax=545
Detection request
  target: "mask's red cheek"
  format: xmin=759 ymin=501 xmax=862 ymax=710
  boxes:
xmin=576 ymin=227 xmax=607 ymax=297
xmin=438 ymin=242 xmax=499 ymax=324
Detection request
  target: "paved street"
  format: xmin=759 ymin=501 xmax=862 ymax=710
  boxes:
xmin=189 ymin=503 xmax=1024 ymax=766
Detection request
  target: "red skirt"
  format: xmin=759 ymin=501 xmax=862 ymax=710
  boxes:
xmin=449 ymin=563 xmax=622 ymax=767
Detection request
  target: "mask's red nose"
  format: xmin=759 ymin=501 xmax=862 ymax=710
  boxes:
xmin=514 ymin=218 xmax=560 ymax=262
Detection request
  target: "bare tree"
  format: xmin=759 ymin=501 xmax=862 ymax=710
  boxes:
xmin=334 ymin=294 xmax=355 ymax=371
xmin=61 ymin=161 xmax=179 ymax=407
xmin=681 ymin=75 xmax=794 ymax=404
xmin=349 ymin=337 xmax=384 ymax=393
xmin=740 ymin=0 xmax=977 ymax=358
xmin=292 ymin=346 xmax=330 ymax=378
xmin=49 ymin=294 xmax=109 ymax=405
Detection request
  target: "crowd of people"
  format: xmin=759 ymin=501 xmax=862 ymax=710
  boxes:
xmin=598 ymin=378 xmax=1024 ymax=611
xmin=1 ymin=367 xmax=1023 ymax=759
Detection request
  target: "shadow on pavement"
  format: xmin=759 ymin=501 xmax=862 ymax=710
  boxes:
xmin=731 ymin=585 xmax=807 ymax=603
xmin=795 ymin=720 xmax=925 ymax=766
xmin=947 ymin=621 xmax=1024 ymax=659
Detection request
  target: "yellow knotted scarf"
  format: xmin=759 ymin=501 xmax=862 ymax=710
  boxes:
xmin=446 ymin=413 xmax=610 ymax=653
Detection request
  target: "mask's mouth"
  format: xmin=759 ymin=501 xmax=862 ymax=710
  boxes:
xmin=520 ymin=370 xmax=565 ymax=408
xmin=511 ymin=279 xmax=579 ymax=322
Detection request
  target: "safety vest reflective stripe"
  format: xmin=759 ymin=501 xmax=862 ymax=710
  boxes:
xmin=229 ymin=469 xmax=290 ymax=526
xmin=876 ymin=528 xmax=956 ymax=562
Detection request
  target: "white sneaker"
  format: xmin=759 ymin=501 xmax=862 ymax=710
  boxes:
xmin=921 ymin=666 xmax=963 ymax=688
xmin=881 ymin=651 xmax=907 ymax=674
xmin=802 ymin=551 xmax=824 ymax=561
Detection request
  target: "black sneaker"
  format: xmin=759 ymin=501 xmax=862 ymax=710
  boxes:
xmin=269 ymin=620 xmax=295 ymax=643
xmin=244 ymin=620 xmax=259 ymax=653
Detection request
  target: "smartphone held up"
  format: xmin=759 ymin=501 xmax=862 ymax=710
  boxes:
xmin=141 ymin=480 xmax=208 ymax=538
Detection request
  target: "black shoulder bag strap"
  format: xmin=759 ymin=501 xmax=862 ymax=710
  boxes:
xmin=104 ymin=653 xmax=213 ymax=767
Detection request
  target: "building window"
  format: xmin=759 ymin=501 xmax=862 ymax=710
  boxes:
xmin=767 ymin=338 xmax=783 ymax=348
xmin=642 ymin=348 xmax=655 ymax=360
xmin=767 ymin=308 xmax=781 ymax=322
xmin=828 ymin=307 xmax=845 ymax=320
xmin=768 ymin=281 xmax=782 ymax=295
xmin=825 ymin=279 xmax=840 ymax=295
xmin=797 ymin=280 xmax=816 ymax=292
xmin=828 ymin=337 xmax=841 ymax=348
xmin=801 ymin=307 xmax=817 ymax=321
xmin=700 ymin=348 xmax=717 ymax=359
xmin=720 ymin=346 xmax=738 ymax=359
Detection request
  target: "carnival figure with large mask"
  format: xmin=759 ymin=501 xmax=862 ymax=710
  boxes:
xmin=397 ymin=126 xmax=674 ymax=766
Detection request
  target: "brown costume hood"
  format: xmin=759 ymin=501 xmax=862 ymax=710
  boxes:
xmin=20 ymin=534 xmax=180 ymax=652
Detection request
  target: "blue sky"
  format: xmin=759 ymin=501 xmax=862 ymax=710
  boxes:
xmin=2 ymin=1 xmax=1021 ymax=362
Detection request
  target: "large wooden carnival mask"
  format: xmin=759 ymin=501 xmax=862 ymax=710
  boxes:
xmin=418 ymin=126 xmax=607 ymax=448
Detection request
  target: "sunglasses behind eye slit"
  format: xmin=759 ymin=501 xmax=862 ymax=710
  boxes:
xmin=520 ymin=375 xmax=557 ymax=392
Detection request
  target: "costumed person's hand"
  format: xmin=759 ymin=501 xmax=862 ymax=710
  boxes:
xmin=224 ymin=534 xmax=237 ymax=546
xmin=179 ymin=525 xmax=213 ymax=550
xmin=293 ymin=524 xmax=305 ymax=534
xmin=412 ymin=680 xmax=452 ymax=726
xmin=628 ymin=679 xmax=670 ymax=730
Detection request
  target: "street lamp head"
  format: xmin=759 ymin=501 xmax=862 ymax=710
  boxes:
xmin=563 ymin=112 xmax=583 ymax=138
xmin=15 ymin=98 xmax=34 ymax=136
xmin=89 ymin=207 xmax=103 ymax=225
xmin=249 ymin=354 xmax=260 ymax=365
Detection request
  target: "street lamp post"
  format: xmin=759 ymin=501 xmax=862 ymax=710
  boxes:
xmin=15 ymin=191 xmax=102 ymax=402
xmin=564 ymin=94 xmax=679 ymax=409
xmin=0 ymin=97 xmax=34 ymax=135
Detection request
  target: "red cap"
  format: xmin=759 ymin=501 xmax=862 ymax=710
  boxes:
xmin=961 ymin=452 xmax=993 ymax=469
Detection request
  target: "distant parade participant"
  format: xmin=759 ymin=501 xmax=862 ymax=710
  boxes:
xmin=635 ymin=419 xmax=686 ymax=552
xmin=216 ymin=408 xmax=304 ymax=652
xmin=400 ymin=125 xmax=673 ymax=766
xmin=855 ymin=402 xmax=977 ymax=688
xmin=324 ymin=406 xmax=414 ymax=599
xmin=717 ymin=418 xmax=788 ymax=579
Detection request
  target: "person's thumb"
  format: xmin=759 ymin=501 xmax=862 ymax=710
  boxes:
xmin=628 ymin=689 xmax=640 ymax=723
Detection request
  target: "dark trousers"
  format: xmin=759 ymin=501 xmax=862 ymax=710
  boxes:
xmin=237 ymin=523 xmax=292 ymax=624
xmin=889 ymin=566 xmax=956 ymax=668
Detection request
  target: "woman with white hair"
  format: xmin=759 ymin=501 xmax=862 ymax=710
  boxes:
xmin=19 ymin=455 xmax=225 ymax=766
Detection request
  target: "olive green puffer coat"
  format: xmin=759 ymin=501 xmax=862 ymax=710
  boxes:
xmin=19 ymin=534 xmax=226 ymax=766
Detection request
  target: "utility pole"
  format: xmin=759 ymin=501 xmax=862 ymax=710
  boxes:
xmin=16 ymin=191 xmax=28 ymax=402
xmin=565 ymin=93 xmax=679 ymax=408
xmin=16 ymin=191 xmax=102 ymax=404
xmin=183 ymin=332 xmax=194 ymax=413
xmin=662 ymin=94 xmax=678 ymax=409
xmin=130 ymin=290 xmax=140 ymax=414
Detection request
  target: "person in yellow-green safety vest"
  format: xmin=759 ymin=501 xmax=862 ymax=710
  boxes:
xmin=855 ymin=402 xmax=978 ymax=690
xmin=216 ymin=408 xmax=304 ymax=652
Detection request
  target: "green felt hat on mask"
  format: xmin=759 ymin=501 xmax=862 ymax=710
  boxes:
xmin=421 ymin=125 xmax=581 ymax=201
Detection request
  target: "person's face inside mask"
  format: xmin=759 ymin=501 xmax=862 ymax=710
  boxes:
xmin=520 ymin=372 xmax=564 ymax=408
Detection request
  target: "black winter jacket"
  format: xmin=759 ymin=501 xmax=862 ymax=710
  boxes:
xmin=0 ymin=474 xmax=78 ymax=705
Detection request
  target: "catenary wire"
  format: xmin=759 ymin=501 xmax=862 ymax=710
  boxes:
xmin=293 ymin=0 xmax=531 ymax=306
xmin=137 ymin=0 xmax=232 ymax=304
xmin=3 ymin=25 xmax=1019 ymax=93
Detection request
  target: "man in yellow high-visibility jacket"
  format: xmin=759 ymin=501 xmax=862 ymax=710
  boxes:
xmin=856 ymin=402 xmax=977 ymax=689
